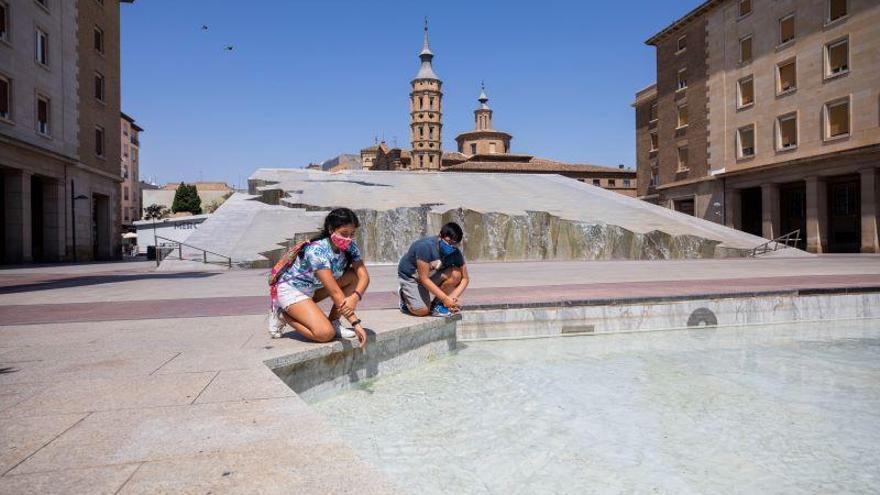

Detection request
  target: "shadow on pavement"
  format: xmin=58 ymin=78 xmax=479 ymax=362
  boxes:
xmin=0 ymin=272 xmax=222 ymax=295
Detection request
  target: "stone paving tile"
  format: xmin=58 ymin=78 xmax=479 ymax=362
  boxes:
xmin=5 ymin=372 xmax=216 ymax=417
xmin=3 ymin=273 xmax=880 ymax=325
xmin=193 ymin=369 xmax=296 ymax=404
xmin=0 ymin=413 xmax=88 ymax=476
xmin=9 ymin=397 xmax=339 ymax=475
xmin=0 ymin=350 xmax=181 ymax=386
xmin=117 ymin=446 xmax=398 ymax=495
xmin=0 ymin=383 xmax=47 ymax=413
xmin=0 ymin=464 xmax=140 ymax=495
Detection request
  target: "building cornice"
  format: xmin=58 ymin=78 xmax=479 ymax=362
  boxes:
xmin=655 ymin=174 xmax=718 ymax=190
xmin=0 ymin=133 xmax=123 ymax=183
xmin=645 ymin=0 xmax=722 ymax=46
xmin=716 ymin=143 xmax=880 ymax=179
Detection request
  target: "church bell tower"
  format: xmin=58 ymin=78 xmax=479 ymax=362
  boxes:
xmin=409 ymin=19 xmax=443 ymax=170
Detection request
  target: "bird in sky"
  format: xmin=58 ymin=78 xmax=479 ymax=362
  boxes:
xmin=224 ymin=45 xmax=234 ymax=51
xmin=201 ymin=25 xmax=208 ymax=31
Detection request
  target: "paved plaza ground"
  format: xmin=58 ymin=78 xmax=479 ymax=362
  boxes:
xmin=1 ymin=255 xmax=879 ymax=493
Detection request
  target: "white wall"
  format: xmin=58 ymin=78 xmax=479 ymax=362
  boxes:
xmin=133 ymin=214 xmax=210 ymax=254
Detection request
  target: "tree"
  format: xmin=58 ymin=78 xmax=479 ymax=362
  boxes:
xmin=171 ymin=182 xmax=202 ymax=215
xmin=143 ymin=203 xmax=169 ymax=220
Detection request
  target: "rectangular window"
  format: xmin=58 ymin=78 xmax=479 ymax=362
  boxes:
xmin=739 ymin=0 xmax=752 ymax=17
xmin=94 ymin=72 xmax=105 ymax=101
xmin=649 ymin=132 xmax=658 ymax=151
xmin=608 ymin=179 xmax=617 ymax=187
xmin=649 ymin=102 xmax=658 ymax=122
xmin=593 ymin=179 xmax=601 ymax=186
xmin=676 ymin=35 xmax=687 ymax=53
xmin=825 ymin=38 xmax=849 ymax=77
xmin=429 ymin=154 xmax=434 ymax=164
xmin=824 ymin=98 xmax=850 ymax=139
xmin=776 ymin=113 xmax=798 ymax=150
xmin=35 ymin=28 xmax=48 ymax=65
xmin=676 ymin=103 xmax=688 ymax=128
xmin=123 ymin=186 xmax=129 ymax=201
xmin=740 ymin=36 xmax=752 ymax=64
xmin=777 ymin=59 xmax=797 ymax=94
xmin=94 ymin=26 xmax=104 ymax=53
xmin=677 ymin=146 xmax=689 ymax=171
xmin=95 ymin=126 xmax=105 ymax=156
xmin=36 ymin=95 xmax=49 ymax=135
xmin=829 ymin=0 xmax=847 ymax=22
xmin=677 ymin=69 xmax=688 ymax=91
xmin=623 ymin=179 xmax=631 ymax=187
xmin=737 ymin=76 xmax=754 ymax=108
xmin=470 ymin=143 xmax=476 ymax=154
xmin=0 ymin=3 xmax=8 ymax=42
xmin=737 ymin=125 xmax=755 ymax=158
xmin=779 ymin=15 xmax=795 ymax=45
xmin=0 ymin=76 xmax=9 ymax=120
xmin=649 ymin=168 xmax=658 ymax=187
xmin=489 ymin=142 xmax=497 ymax=154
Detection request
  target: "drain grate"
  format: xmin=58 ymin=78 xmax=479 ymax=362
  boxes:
xmin=561 ymin=324 xmax=596 ymax=335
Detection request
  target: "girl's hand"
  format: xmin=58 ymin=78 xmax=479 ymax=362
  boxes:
xmin=354 ymin=324 xmax=368 ymax=348
xmin=339 ymin=294 xmax=358 ymax=316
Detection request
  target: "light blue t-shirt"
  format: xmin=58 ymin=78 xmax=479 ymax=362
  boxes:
xmin=277 ymin=238 xmax=361 ymax=291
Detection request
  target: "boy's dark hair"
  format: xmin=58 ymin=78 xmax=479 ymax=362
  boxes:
xmin=439 ymin=222 xmax=464 ymax=243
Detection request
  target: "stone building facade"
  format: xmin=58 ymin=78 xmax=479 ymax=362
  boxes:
xmin=636 ymin=0 xmax=880 ymax=252
xmin=120 ymin=112 xmax=143 ymax=228
xmin=0 ymin=0 xmax=132 ymax=263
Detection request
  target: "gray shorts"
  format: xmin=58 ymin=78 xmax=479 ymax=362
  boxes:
xmin=399 ymin=272 xmax=445 ymax=311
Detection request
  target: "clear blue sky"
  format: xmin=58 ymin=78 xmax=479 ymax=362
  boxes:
xmin=121 ymin=0 xmax=698 ymax=189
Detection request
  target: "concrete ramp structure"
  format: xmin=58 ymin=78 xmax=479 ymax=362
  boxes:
xmin=182 ymin=168 xmax=794 ymax=267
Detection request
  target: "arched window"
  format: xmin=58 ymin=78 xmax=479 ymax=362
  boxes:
xmin=419 ymin=97 xmax=424 ymax=109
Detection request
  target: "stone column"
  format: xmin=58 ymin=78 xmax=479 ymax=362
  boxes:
xmin=761 ymin=183 xmax=780 ymax=239
xmin=725 ymin=187 xmax=742 ymax=230
xmin=805 ymin=176 xmax=828 ymax=254
xmin=3 ymin=170 xmax=33 ymax=263
xmin=860 ymin=167 xmax=879 ymax=253
xmin=43 ymin=178 xmax=67 ymax=261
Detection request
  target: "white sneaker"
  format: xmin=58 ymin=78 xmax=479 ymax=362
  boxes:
xmin=332 ymin=319 xmax=356 ymax=339
xmin=268 ymin=308 xmax=285 ymax=338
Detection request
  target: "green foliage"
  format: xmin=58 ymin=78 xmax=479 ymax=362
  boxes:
xmin=171 ymin=182 xmax=202 ymax=214
xmin=203 ymin=191 xmax=233 ymax=214
xmin=143 ymin=203 xmax=169 ymax=220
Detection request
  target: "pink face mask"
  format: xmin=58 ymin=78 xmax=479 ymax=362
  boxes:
xmin=330 ymin=232 xmax=353 ymax=251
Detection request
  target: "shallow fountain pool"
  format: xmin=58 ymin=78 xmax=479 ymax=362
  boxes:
xmin=314 ymin=319 xmax=880 ymax=494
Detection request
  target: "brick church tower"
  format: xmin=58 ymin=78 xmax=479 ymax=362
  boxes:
xmin=409 ymin=20 xmax=443 ymax=170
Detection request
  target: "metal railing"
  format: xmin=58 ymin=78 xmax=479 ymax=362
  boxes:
xmin=749 ymin=229 xmax=801 ymax=257
xmin=154 ymin=235 xmax=232 ymax=267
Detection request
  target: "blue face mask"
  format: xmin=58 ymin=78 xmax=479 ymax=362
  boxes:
xmin=439 ymin=239 xmax=458 ymax=256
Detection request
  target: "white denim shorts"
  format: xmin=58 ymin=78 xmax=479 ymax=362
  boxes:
xmin=277 ymin=283 xmax=315 ymax=309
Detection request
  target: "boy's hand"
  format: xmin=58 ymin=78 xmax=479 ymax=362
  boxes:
xmin=441 ymin=295 xmax=460 ymax=312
